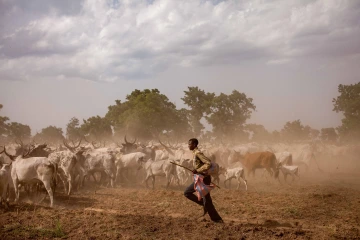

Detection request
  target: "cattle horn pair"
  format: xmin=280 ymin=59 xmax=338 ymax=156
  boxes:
xmin=0 ymin=146 xmax=15 ymax=161
xmin=63 ymin=137 xmax=82 ymax=152
xmin=124 ymin=135 xmax=137 ymax=144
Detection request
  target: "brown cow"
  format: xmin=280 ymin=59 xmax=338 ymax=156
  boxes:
xmin=229 ymin=151 xmax=278 ymax=178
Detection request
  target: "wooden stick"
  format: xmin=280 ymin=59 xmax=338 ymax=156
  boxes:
xmin=170 ymin=161 xmax=220 ymax=189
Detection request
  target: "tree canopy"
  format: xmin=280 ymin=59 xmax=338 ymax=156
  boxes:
xmin=106 ymin=89 xmax=191 ymax=140
xmin=80 ymin=116 xmax=112 ymax=141
xmin=181 ymin=87 xmax=214 ymax=136
xmin=333 ymin=82 xmax=360 ymax=141
xmin=205 ymin=90 xmax=256 ymax=141
xmin=7 ymin=122 xmax=31 ymax=141
xmin=33 ymin=125 xmax=64 ymax=143
xmin=0 ymin=104 xmax=9 ymax=140
xmin=66 ymin=117 xmax=83 ymax=140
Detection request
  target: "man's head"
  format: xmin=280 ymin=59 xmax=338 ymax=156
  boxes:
xmin=188 ymin=138 xmax=198 ymax=150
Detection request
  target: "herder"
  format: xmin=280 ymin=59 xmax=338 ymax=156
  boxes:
xmin=184 ymin=138 xmax=223 ymax=223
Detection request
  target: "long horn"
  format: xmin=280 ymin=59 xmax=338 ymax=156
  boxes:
xmin=22 ymin=145 xmax=34 ymax=158
xmin=132 ymin=137 xmax=137 ymax=144
xmin=73 ymin=137 xmax=82 ymax=148
xmin=63 ymin=139 xmax=75 ymax=152
xmin=83 ymin=135 xmax=91 ymax=143
xmin=2 ymin=146 xmax=15 ymax=161
xmin=124 ymin=135 xmax=129 ymax=144
xmin=159 ymin=140 xmax=174 ymax=156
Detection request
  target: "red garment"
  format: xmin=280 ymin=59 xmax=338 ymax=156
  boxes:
xmin=193 ymin=174 xmax=215 ymax=201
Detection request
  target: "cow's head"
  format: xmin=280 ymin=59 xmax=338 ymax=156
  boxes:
xmin=63 ymin=138 xmax=83 ymax=153
xmin=120 ymin=135 xmax=138 ymax=154
xmin=0 ymin=145 xmax=33 ymax=160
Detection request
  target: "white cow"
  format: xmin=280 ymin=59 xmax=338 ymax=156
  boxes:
xmin=223 ymin=167 xmax=248 ymax=190
xmin=0 ymin=163 xmax=11 ymax=207
xmin=81 ymin=148 xmax=117 ymax=187
xmin=48 ymin=148 xmax=85 ymax=195
xmin=277 ymin=164 xmax=299 ymax=182
xmin=143 ymin=159 xmax=178 ymax=189
xmin=4 ymin=149 xmax=57 ymax=208
xmin=115 ymin=152 xmax=146 ymax=183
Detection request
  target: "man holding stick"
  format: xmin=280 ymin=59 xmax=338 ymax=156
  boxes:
xmin=184 ymin=138 xmax=223 ymax=223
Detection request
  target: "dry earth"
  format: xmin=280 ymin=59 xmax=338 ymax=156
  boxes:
xmin=1 ymin=170 xmax=360 ymax=240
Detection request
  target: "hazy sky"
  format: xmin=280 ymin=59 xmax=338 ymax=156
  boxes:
xmin=0 ymin=0 xmax=359 ymax=134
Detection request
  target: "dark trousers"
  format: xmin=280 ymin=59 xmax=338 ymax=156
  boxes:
xmin=184 ymin=175 xmax=222 ymax=221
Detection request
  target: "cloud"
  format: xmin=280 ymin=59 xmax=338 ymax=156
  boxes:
xmin=0 ymin=0 xmax=359 ymax=82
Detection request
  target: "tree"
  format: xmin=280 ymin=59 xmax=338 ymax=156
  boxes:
xmin=7 ymin=122 xmax=31 ymax=140
xmin=281 ymin=120 xmax=307 ymax=142
xmin=0 ymin=104 xmax=9 ymax=140
xmin=333 ymin=82 xmax=360 ymax=142
xmin=80 ymin=116 xmax=112 ymax=141
xmin=34 ymin=126 xmax=64 ymax=143
xmin=271 ymin=130 xmax=281 ymax=142
xmin=106 ymin=89 xmax=191 ymax=140
xmin=320 ymin=128 xmax=338 ymax=142
xmin=181 ymin=87 xmax=215 ymax=136
xmin=245 ymin=124 xmax=270 ymax=142
xmin=205 ymin=90 xmax=256 ymax=141
xmin=66 ymin=117 xmax=83 ymax=140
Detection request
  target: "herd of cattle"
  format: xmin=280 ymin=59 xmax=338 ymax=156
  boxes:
xmin=0 ymin=137 xmax=359 ymax=208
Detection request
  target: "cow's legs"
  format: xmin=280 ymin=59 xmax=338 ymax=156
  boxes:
xmin=151 ymin=176 xmax=155 ymax=190
xmin=13 ymin=178 xmax=20 ymax=203
xmin=42 ymin=180 xmax=54 ymax=208
xmin=144 ymin=175 xmax=151 ymax=188
xmin=57 ymin=172 xmax=68 ymax=194
xmin=240 ymin=177 xmax=248 ymax=191
xmin=67 ymin=173 xmax=73 ymax=195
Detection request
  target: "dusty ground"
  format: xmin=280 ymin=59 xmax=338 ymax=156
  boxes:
xmin=1 ymin=170 xmax=360 ymax=240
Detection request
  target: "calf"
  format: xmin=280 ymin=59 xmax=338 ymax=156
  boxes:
xmin=276 ymin=164 xmax=299 ymax=182
xmin=224 ymin=167 xmax=248 ymax=190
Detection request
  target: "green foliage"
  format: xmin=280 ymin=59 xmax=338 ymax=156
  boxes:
xmin=181 ymin=87 xmax=215 ymax=136
xmin=320 ymin=128 xmax=338 ymax=142
xmin=106 ymin=89 xmax=191 ymax=140
xmin=333 ymin=82 xmax=360 ymax=142
xmin=34 ymin=125 xmax=64 ymax=143
xmin=0 ymin=104 xmax=10 ymax=138
xmin=245 ymin=124 xmax=270 ymax=142
xmin=80 ymin=116 xmax=112 ymax=141
xmin=281 ymin=120 xmax=315 ymax=142
xmin=66 ymin=117 xmax=83 ymax=140
xmin=7 ymin=122 xmax=31 ymax=140
xmin=205 ymin=90 xmax=255 ymax=141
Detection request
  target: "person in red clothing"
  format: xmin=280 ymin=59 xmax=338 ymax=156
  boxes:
xmin=183 ymin=138 xmax=223 ymax=223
